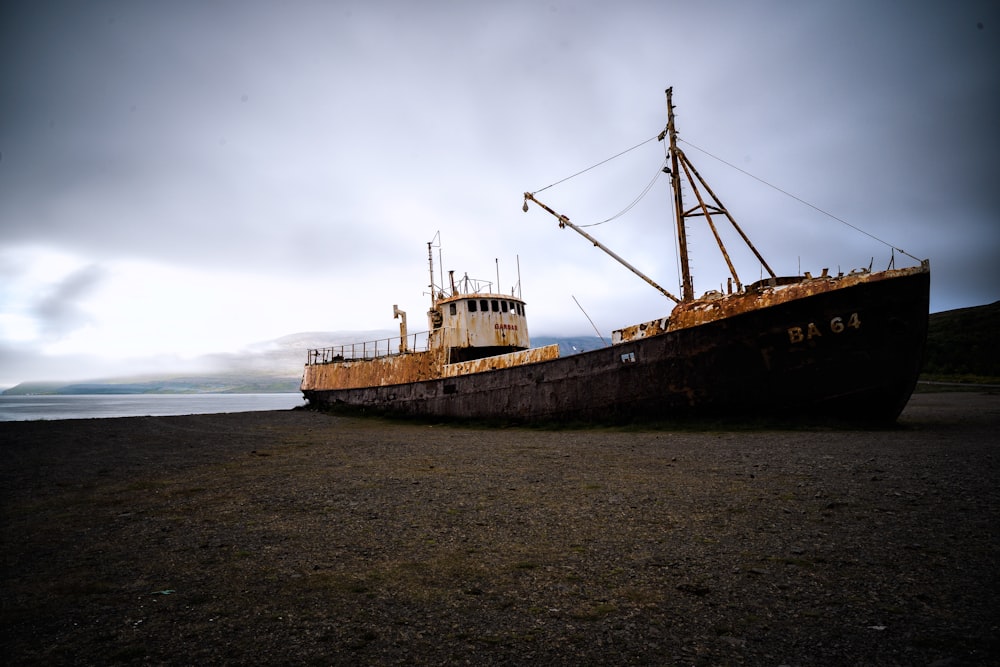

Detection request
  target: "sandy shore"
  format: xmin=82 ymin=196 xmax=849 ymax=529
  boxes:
xmin=2 ymin=392 xmax=998 ymax=665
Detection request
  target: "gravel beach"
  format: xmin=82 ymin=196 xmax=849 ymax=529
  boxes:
xmin=2 ymin=391 xmax=998 ymax=665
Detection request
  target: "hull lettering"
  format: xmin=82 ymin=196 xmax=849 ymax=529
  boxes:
xmin=788 ymin=312 xmax=861 ymax=344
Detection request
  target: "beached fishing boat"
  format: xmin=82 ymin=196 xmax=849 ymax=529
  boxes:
xmin=301 ymin=89 xmax=930 ymax=423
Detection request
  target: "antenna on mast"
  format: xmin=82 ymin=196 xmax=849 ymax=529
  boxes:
xmin=427 ymin=231 xmax=441 ymax=306
xmin=516 ymin=254 xmax=522 ymax=298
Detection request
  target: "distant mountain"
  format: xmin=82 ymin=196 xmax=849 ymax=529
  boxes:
xmin=921 ymin=301 xmax=999 ymax=382
xmin=532 ymin=336 xmax=608 ymax=355
xmin=1 ymin=331 xmax=395 ymax=396
xmin=1 ymin=375 xmax=303 ymax=396
xmin=199 ymin=330 xmax=399 ymax=375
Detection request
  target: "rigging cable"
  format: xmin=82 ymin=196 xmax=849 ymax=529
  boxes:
xmin=531 ymin=134 xmax=660 ymax=195
xmin=679 ymin=138 xmax=921 ymax=263
xmin=579 ymin=160 xmax=666 ymax=228
xmin=528 ymin=133 xmax=666 ymax=228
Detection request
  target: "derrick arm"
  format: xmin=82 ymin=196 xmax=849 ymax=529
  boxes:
xmin=523 ymin=192 xmax=681 ymax=304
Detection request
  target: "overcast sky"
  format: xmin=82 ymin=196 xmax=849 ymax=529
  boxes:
xmin=1 ymin=0 xmax=998 ymax=387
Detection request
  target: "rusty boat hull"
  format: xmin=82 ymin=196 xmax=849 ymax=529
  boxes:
xmin=303 ymin=266 xmax=929 ymax=424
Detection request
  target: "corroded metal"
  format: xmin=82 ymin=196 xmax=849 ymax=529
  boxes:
xmin=301 ymin=343 xmax=559 ymax=392
xmin=678 ymin=154 xmax=742 ymax=288
xmin=443 ymin=344 xmax=560 ymax=377
xmin=304 ymin=266 xmax=930 ymax=423
xmin=675 ymin=148 xmax=775 ymax=281
xmin=665 ymin=86 xmax=693 ymax=300
xmin=662 ymin=86 xmax=775 ymax=295
xmin=612 ymin=262 xmax=929 ymax=343
xmin=304 ymin=245 xmax=539 ymax=394
xmin=301 ymin=347 xmax=447 ymax=391
xmin=302 ymin=89 xmax=932 ymax=424
xmin=393 ymin=305 xmax=408 ymax=353
xmin=429 ymin=293 xmax=531 ymax=352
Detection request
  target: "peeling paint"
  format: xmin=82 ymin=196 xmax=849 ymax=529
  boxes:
xmin=612 ymin=263 xmax=928 ymax=344
xmin=442 ymin=344 xmax=560 ymax=377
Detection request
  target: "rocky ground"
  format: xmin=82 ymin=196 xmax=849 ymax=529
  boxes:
xmin=2 ymin=392 xmax=998 ymax=665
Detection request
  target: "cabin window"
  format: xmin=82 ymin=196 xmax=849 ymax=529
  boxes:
xmin=449 ymin=303 xmax=457 ymax=316
xmin=501 ymin=300 xmax=509 ymax=313
xmin=491 ymin=300 xmax=499 ymax=312
xmin=517 ymin=303 xmax=524 ymax=316
xmin=480 ymin=299 xmax=488 ymax=311
xmin=468 ymin=300 xmax=477 ymax=312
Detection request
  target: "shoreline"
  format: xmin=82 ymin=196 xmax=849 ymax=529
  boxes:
xmin=0 ymin=392 xmax=305 ymax=423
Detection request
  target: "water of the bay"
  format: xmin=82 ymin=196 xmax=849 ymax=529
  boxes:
xmin=0 ymin=393 xmax=306 ymax=422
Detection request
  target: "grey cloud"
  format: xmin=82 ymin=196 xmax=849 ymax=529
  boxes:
xmin=33 ymin=264 xmax=106 ymax=339
xmin=0 ymin=0 xmax=997 ymax=374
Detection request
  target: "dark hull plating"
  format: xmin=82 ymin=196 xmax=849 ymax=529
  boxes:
xmin=304 ymin=271 xmax=929 ymax=424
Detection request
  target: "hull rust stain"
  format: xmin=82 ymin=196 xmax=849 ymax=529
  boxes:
xmin=301 ymin=88 xmax=931 ymax=424
xmin=303 ymin=268 xmax=929 ymax=423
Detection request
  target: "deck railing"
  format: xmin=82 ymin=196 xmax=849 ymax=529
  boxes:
xmin=306 ymin=331 xmax=432 ymax=365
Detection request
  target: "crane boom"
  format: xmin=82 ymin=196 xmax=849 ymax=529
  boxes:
xmin=522 ymin=192 xmax=681 ymax=304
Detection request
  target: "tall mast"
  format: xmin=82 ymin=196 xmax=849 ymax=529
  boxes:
xmin=427 ymin=240 xmax=436 ymax=307
xmin=665 ymin=87 xmax=694 ymax=301
xmin=527 ymin=88 xmax=776 ymax=304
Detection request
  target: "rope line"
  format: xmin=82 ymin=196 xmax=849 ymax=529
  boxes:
xmin=527 ymin=130 xmax=920 ymax=264
xmin=679 ymin=138 xmax=920 ymax=262
xmin=531 ymin=134 xmax=660 ymax=194
xmin=579 ymin=161 xmax=666 ymax=228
